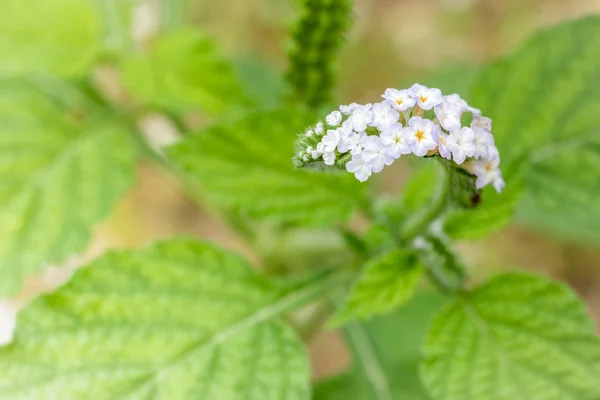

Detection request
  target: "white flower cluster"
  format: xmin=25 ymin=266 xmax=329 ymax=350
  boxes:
xmin=295 ymin=84 xmax=504 ymax=192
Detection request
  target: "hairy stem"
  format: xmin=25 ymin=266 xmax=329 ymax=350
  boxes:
xmin=400 ymin=161 xmax=452 ymax=242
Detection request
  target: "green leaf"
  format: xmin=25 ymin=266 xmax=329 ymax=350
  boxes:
xmin=0 ymin=239 xmax=327 ymax=399
xmin=0 ymin=80 xmax=138 ymax=295
xmin=233 ymin=55 xmax=286 ymax=110
xmin=421 ymin=273 xmax=600 ymax=400
xmin=122 ymin=28 xmax=249 ymax=116
xmin=0 ymin=0 xmax=100 ymax=77
xmin=167 ymin=108 xmax=367 ymax=225
xmin=314 ymin=292 xmax=445 ymax=400
xmin=332 ymin=250 xmax=423 ymax=325
xmin=472 ymin=16 xmax=600 ymax=243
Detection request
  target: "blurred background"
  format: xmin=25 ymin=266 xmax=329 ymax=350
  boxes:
xmin=3 ymin=0 xmax=600 ymax=389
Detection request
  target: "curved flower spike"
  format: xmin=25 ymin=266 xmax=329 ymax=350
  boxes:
xmin=294 ymin=84 xmax=504 ymax=193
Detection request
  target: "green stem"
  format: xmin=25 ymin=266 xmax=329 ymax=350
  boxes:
xmin=400 ymin=161 xmax=452 ymax=242
xmin=344 ymin=322 xmax=394 ymax=400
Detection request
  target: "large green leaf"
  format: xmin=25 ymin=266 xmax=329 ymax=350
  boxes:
xmin=332 ymin=250 xmax=423 ymax=326
xmin=0 ymin=239 xmax=324 ymax=399
xmin=314 ymin=292 xmax=446 ymax=400
xmin=0 ymin=80 xmax=138 ymax=295
xmin=472 ymin=16 xmax=600 ymax=243
xmin=122 ymin=28 xmax=249 ymax=116
xmin=167 ymin=108 xmax=367 ymax=225
xmin=0 ymin=0 xmax=100 ymax=77
xmin=421 ymin=273 xmax=600 ymax=400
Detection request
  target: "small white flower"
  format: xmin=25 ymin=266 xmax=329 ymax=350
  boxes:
xmin=492 ymin=175 xmax=505 ymax=193
xmin=306 ymin=146 xmax=313 ymax=153
xmin=323 ymin=151 xmax=336 ymax=166
xmin=316 ymin=142 xmax=325 ymax=154
xmin=467 ymin=105 xmax=482 ymax=116
xmin=305 ymin=129 xmax=314 ymax=137
xmin=472 ymin=115 xmax=492 ymax=131
xmin=434 ymin=129 xmax=451 ymax=160
xmin=341 ymin=118 xmax=354 ymax=132
xmin=326 ymin=110 xmax=343 ymax=127
xmin=337 ymin=123 xmax=353 ymax=139
xmin=370 ymin=102 xmax=400 ymax=130
xmin=346 ymin=154 xmax=372 ymax=182
xmin=322 ymin=129 xmax=342 ymax=152
xmin=408 ymin=84 xmax=443 ymax=110
xmin=338 ymin=131 xmax=368 ymax=155
xmin=302 ymin=154 xmax=310 ymax=162
xmin=349 ymin=105 xmax=374 ymax=132
xmin=446 ymin=127 xmax=475 ymax=164
xmin=473 ymin=158 xmax=502 ymax=190
xmin=315 ymin=122 xmax=324 ymax=135
xmin=382 ymin=88 xmax=417 ymax=111
xmin=487 ymin=143 xmax=500 ymax=161
xmin=361 ymin=136 xmax=395 ymax=173
xmin=434 ymin=100 xmax=462 ymax=131
xmin=340 ymin=102 xmax=360 ymax=115
xmin=444 ymin=93 xmax=468 ymax=110
xmin=380 ymin=123 xmax=411 ymax=158
xmin=471 ymin=125 xmax=490 ymax=159
xmin=403 ymin=116 xmax=438 ymax=156
xmin=311 ymin=149 xmax=320 ymax=159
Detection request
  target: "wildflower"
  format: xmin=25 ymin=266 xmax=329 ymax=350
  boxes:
xmin=340 ymin=102 xmax=360 ymax=115
xmin=362 ymin=136 xmax=395 ymax=173
xmin=380 ymin=123 xmax=411 ymax=158
xmin=322 ymin=129 xmax=343 ymax=152
xmin=434 ymin=100 xmax=462 ymax=131
xmin=338 ymin=131 xmax=368 ymax=155
xmin=341 ymin=118 xmax=354 ymax=132
xmin=371 ymin=102 xmax=400 ymax=130
xmin=326 ymin=110 xmax=343 ymax=127
xmin=313 ymin=143 xmax=325 ymax=159
xmin=296 ymin=84 xmax=504 ymax=192
xmin=315 ymin=122 xmax=324 ymax=135
xmin=349 ymin=105 xmax=374 ymax=132
xmin=409 ymin=84 xmax=443 ymax=110
xmin=446 ymin=127 xmax=475 ymax=164
xmin=493 ymin=175 xmax=505 ymax=192
xmin=404 ymin=116 xmax=438 ymax=156
xmin=346 ymin=154 xmax=372 ymax=182
xmin=323 ymin=151 xmax=336 ymax=166
xmin=434 ymin=129 xmax=451 ymax=160
xmin=473 ymin=158 xmax=503 ymax=192
xmin=382 ymin=88 xmax=416 ymax=111
xmin=445 ymin=93 xmax=468 ymax=110
xmin=473 ymin=115 xmax=492 ymax=131
xmin=471 ymin=125 xmax=490 ymax=159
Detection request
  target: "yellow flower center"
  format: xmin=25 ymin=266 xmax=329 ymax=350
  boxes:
xmin=396 ymin=98 xmax=403 ymax=106
xmin=485 ymin=162 xmax=493 ymax=172
xmin=415 ymin=130 xmax=425 ymax=142
xmin=419 ymin=95 xmax=428 ymax=104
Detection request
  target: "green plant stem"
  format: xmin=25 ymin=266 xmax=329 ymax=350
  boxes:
xmin=400 ymin=161 xmax=452 ymax=242
xmin=344 ymin=322 xmax=394 ymax=400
